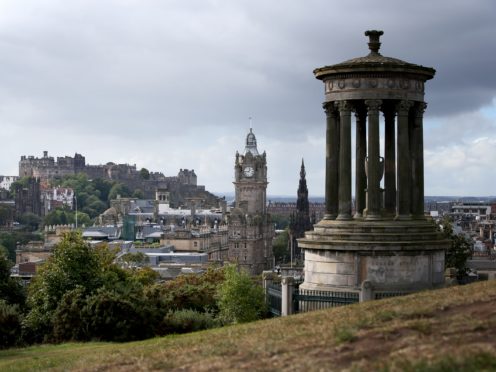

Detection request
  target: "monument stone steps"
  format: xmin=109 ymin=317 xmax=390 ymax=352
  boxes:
xmin=300 ymin=240 xmax=449 ymax=251
xmin=304 ymin=232 xmax=444 ymax=242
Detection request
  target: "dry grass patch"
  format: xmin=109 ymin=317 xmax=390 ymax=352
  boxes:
xmin=2 ymin=280 xmax=496 ymax=371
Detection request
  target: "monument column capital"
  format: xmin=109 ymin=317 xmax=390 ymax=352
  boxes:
xmin=323 ymin=102 xmax=338 ymax=117
xmin=396 ymin=100 xmax=414 ymax=116
xmin=337 ymin=100 xmax=352 ymax=114
xmin=414 ymin=102 xmax=428 ymax=118
xmin=364 ymin=99 xmax=382 ymax=112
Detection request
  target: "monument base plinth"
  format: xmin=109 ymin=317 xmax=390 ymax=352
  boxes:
xmin=298 ymin=218 xmax=450 ymax=298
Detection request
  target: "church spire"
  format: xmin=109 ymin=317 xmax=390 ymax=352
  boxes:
xmin=297 ymin=158 xmax=309 ymax=214
xmin=289 ymin=158 xmax=313 ymax=261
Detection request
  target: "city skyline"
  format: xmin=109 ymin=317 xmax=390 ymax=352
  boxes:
xmin=0 ymin=1 xmax=495 ymax=196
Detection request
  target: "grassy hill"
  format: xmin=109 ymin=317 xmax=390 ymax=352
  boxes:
xmin=2 ymin=280 xmax=496 ymax=371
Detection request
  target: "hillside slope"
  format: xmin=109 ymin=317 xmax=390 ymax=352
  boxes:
xmin=2 ymin=280 xmax=496 ymax=371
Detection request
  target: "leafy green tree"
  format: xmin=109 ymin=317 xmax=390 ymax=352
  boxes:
xmin=132 ymin=189 xmax=144 ymax=199
xmin=441 ymin=217 xmax=473 ymax=278
xmin=9 ymin=177 xmax=30 ymax=198
xmin=92 ymin=178 xmax=113 ymax=202
xmin=271 ymin=214 xmax=290 ymax=229
xmin=43 ymin=209 xmax=91 ymax=227
xmin=0 ymin=252 xmax=25 ymax=306
xmin=144 ymin=267 xmax=224 ymax=323
xmin=24 ymin=232 xmax=161 ymax=342
xmin=18 ymin=212 xmax=41 ymax=232
xmin=0 ymin=232 xmax=42 ymax=261
xmin=24 ymin=232 xmax=105 ymax=340
xmin=140 ymin=168 xmax=150 ymax=180
xmin=0 ymin=300 xmax=23 ymax=349
xmin=53 ymin=286 xmax=155 ymax=342
xmin=0 ymin=206 xmax=12 ymax=227
xmin=217 ymin=265 xmax=266 ymax=324
xmin=120 ymin=252 xmax=148 ymax=268
xmin=273 ymin=229 xmax=289 ymax=263
xmin=108 ymin=183 xmax=131 ymax=201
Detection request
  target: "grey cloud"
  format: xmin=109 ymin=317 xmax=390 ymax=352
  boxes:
xmin=0 ymin=0 xmax=494 ymax=195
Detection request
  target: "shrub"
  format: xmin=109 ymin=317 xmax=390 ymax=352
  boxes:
xmin=52 ymin=287 xmax=88 ymax=342
xmin=0 ymin=252 xmax=25 ymax=307
xmin=162 ymin=309 xmax=218 ymax=334
xmin=147 ymin=267 xmax=225 ymax=313
xmin=217 ymin=265 xmax=267 ymax=324
xmin=81 ymin=288 xmax=155 ymax=342
xmin=0 ymin=300 xmax=23 ymax=349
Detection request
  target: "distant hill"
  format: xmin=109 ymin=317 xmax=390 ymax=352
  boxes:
xmin=2 ymin=280 xmax=496 ymax=371
xmin=215 ymin=192 xmax=495 ymax=205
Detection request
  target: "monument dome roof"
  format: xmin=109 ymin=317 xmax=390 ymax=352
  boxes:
xmin=314 ymin=30 xmax=435 ymax=81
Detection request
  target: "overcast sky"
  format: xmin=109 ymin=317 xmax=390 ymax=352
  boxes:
xmin=0 ymin=0 xmax=495 ymax=197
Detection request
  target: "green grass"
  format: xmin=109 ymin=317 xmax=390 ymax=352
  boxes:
xmin=2 ymin=280 xmax=496 ymax=371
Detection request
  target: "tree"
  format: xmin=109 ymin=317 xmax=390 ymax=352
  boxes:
xmin=0 ymin=252 xmax=25 ymax=306
xmin=441 ymin=217 xmax=473 ymax=278
xmin=43 ymin=209 xmax=91 ymax=227
xmin=0 ymin=206 xmax=12 ymax=227
xmin=24 ymin=232 xmax=104 ymax=339
xmin=0 ymin=232 xmax=42 ymax=261
xmin=140 ymin=168 xmax=150 ymax=180
xmin=24 ymin=232 xmax=159 ymax=342
xmin=92 ymin=178 xmax=113 ymax=202
xmin=120 ymin=252 xmax=148 ymax=268
xmin=18 ymin=212 xmax=41 ymax=232
xmin=273 ymin=229 xmax=289 ymax=263
xmin=0 ymin=300 xmax=23 ymax=349
xmin=271 ymin=214 xmax=290 ymax=229
xmin=9 ymin=177 xmax=30 ymax=198
xmin=217 ymin=265 xmax=266 ymax=324
xmin=108 ymin=183 xmax=131 ymax=201
xmin=132 ymin=189 xmax=144 ymax=199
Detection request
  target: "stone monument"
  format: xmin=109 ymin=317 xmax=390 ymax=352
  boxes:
xmin=298 ymin=30 xmax=450 ymax=298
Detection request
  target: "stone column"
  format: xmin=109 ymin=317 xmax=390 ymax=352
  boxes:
xmin=364 ymin=99 xmax=382 ymax=220
xmin=396 ymin=100 xmax=414 ymax=219
xmin=384 ymin=107 xmax=396 ymax=216
xmin=360 ymin=280 xmax=373 ymax=302
xmin=354 ymin=107 xmax=367 ymax=219
xmin=337 ymin=101 xmax=352 ymax=220
xmin=411 ymin=102 xmax=427 ymax=219
xmin=324 ymin=102 xmax=339 ymax=219
xmin=281 ymin=276 xmax=294 ymax=316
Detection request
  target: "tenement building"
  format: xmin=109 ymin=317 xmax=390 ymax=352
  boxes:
xmin=298 ymin=31 xmax=450 ymax=298
xmin=228 ymin=129 xmax=274 ymax=275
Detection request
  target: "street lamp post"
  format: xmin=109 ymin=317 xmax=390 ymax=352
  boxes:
xmin=74 ymin=195 xmax=78 ymax=229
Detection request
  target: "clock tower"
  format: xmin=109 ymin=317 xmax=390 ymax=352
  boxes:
xmin=228 ymin=128 xmax=274 ymax=275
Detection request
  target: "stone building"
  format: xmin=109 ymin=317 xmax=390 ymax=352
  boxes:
xmin=42 ymin=187 xmax=74 ymax=215
xmin=0 ymin=176 xmax=19 ymax=192
xmin=18 ymin=151 xmax=220 ymax=208
xmin=19 ymin=151 xmax=85 ymax=186
xmin=299 ymin=30 xmax=450 ymax=298
xmin=14 ymin=177 xmax=41 ymax=217
xmin=228 ymin=128 xmax=274 ymax=275
xmin=268 ymin=202 xmax=325 ymax=222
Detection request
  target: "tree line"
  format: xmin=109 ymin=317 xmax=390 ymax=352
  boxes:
xmin=0 ymin=232 xmax=267 ymax=349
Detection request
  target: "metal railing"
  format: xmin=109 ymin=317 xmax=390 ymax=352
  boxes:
xmin=267 ymin=281 xmax=282 ymax=316
xmin=294 ymin=287 xmax=359 ymax=313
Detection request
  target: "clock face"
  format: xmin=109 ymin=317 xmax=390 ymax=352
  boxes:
xmin=243 ymin=166 xmax=255 ymax=177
